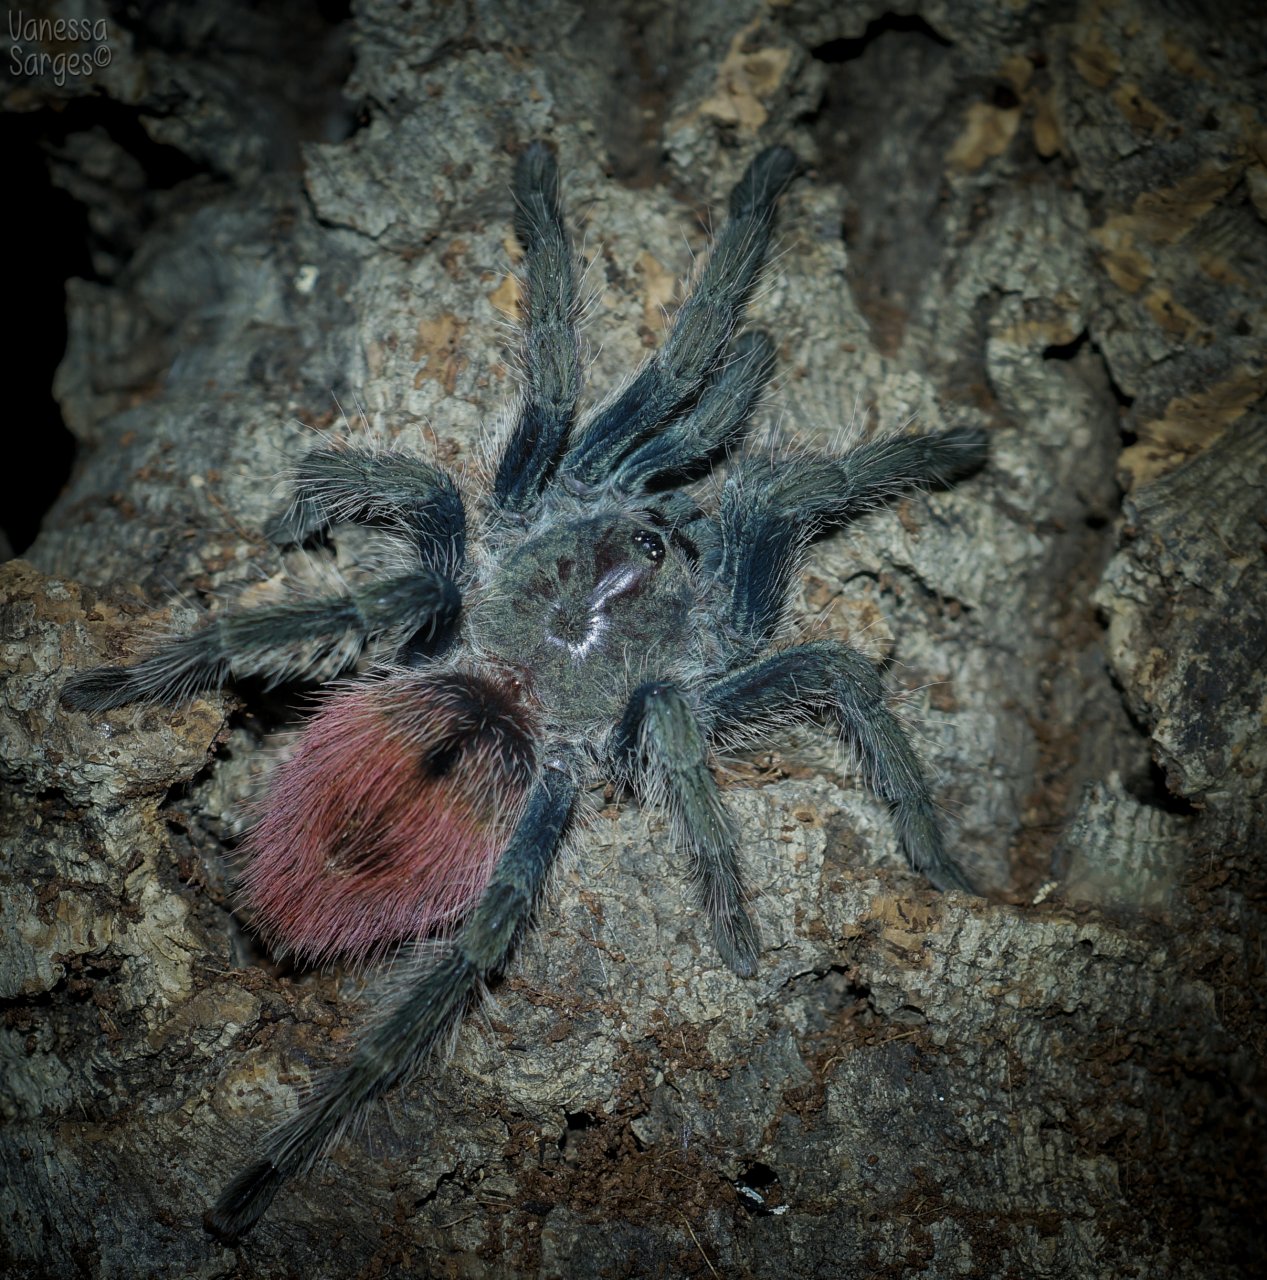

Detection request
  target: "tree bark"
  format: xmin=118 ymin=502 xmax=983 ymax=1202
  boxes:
xmin=2 ymin=1 xmax=1263 ymax=1276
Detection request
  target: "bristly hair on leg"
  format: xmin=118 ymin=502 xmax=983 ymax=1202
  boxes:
xmin=204 ymin=750 xmax=581 ymax=1243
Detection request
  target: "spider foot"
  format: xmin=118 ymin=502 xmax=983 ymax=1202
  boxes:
xmin=713 ymin=906 xmax=760 ymax=979
xmin=204 ymin=1160 xmax=284 ymax=1245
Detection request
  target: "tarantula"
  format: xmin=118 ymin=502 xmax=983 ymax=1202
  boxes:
xmin=62 ymin=142 xmax=986 ymax=1241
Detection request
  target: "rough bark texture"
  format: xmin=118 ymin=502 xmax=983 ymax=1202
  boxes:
xmin=2 ymin=1 xmax=1264 ymax=1276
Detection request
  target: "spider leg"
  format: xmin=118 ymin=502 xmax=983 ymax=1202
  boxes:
xmin=611 ymin=329 xmax=775 ymax=491
xmin=203 ymin=750 xmax=579 ymax=1244
xmin=714 ymin=426 xmax=988 ymax=650
xmin=614 ymin=682 xmax=759 ymax=977
xmin=494 ymin=142 xmax=582 ymax=511
xmin=267 ymin=448 xmax=467 ymax=571
xmin=561 ymin=147 xmax=796 ymax=485
xmin=60 ymin=571 xmax=460 ymax=710
xmin=699 ymin=640 xmax=972 ymax=893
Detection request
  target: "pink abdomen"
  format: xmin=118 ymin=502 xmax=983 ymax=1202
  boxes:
xmin=240 ymin=670 xmax=535 ymax=964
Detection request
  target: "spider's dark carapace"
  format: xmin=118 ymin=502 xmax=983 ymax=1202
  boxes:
xmin=61 ymin=142 xmax=986 ymax=1241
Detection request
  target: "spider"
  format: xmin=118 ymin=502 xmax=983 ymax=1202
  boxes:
xmin=61 ymin=141 xmax=986 ymax=1242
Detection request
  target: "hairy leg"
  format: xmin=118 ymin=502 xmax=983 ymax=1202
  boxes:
xmin=204 ymin=750 xmax=579 ymax=1244
xmin=612 ymin=330 xmax=775 ymax=491
xmin=267 ymin=447 xmax=467 ymax=570
xmin=60 ymin=571 xmax=460 ymax=710
xmin=614 ymin=682 xmax=758 ymax=977
xmin=714 ymin=426 xmax=988 ymax=649
xmin=699 ymin=640 xmax=972 ymax=893
xmin=494 ymin=142 xmax=582 ymax=512
xmin=562 ymin=147 xmax=796 ymax=484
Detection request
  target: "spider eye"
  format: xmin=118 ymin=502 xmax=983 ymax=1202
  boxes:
xmin=632 ymin=528 xmax=665 ymax=564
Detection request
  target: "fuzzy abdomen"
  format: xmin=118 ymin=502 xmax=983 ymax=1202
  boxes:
xmin=241 ymin=671 xmax=535 ymax=963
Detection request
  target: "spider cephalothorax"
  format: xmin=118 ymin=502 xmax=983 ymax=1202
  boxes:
xmin=62 ymin=142 xmax=986 ymax=1240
